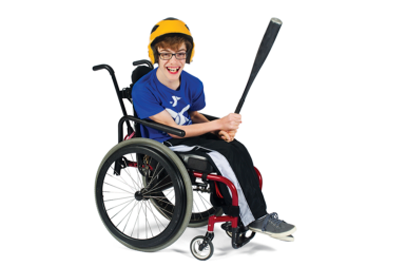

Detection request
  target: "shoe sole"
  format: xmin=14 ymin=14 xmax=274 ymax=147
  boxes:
xmin=248 ymin=226 xmax=297 ymax=238
xmin=271 ymin=234 xmax=294 ymax=242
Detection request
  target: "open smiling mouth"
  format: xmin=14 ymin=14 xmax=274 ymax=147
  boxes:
xmin=167 ymin=67 xmax=180 ymax=74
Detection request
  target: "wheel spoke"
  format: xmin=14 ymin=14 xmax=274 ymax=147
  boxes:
xmin=106 ymin=198 xmax=136 ymax=212
xmin=121 ymin=166 xmax=142 ymax=191
xmin=149 ymin=200 xmax=174 ymax=215
xmin=192 ymin=194 xmax=200 ymax=213
xmin=104 ymin=195 xmax=135 ymax=202
xmin=145 ymin=201 xmax=166 ymax=231
xmin=197 ymin=191 xmax=211 ymax=211
xmin=114 ymin=199 xmax=138 ymax=224
xmin=146 ymin=161 xmax=160 ymax=187
xmin=131 ymin=202 xmax=143 ymax=238
xmin=145 ymin=179 xmax=172 ymax=194
xmin=145 ymin=195 xmax=167 ymax=200
xmin=105 ymin=182 xmax=135 ymax=195
xmin=122 ymin=203 xmax=135 ymax=233
xmin=106 ymin=170 xmax=138 ymax=192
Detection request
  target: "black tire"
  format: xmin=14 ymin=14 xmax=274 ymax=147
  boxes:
xmin=190 ymin=236 xmax=214 ymax=261
xmin=95 ymin=138 xmax=193 ymax=252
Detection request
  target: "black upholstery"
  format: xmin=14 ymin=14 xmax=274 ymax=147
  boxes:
xmin=131 ymin=66 xmax=152 ymax=85
xmin=176 ymin=153 xmax=215 ymax=173
xmin=130 ymin=65 xmax=153 ymax=138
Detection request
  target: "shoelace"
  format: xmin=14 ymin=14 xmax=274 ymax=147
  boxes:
xmin=262 ymin=212 xmax=283 ymax=230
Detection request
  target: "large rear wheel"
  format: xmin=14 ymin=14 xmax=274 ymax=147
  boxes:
xmin=95 ymin=138 xmax=193 ymax=251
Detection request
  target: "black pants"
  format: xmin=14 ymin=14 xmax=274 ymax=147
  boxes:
xmin=165 ymin=133 xmax=267 ymax=226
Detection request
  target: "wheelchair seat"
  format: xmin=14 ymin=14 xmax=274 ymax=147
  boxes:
xmin=176 ymin=152 xmax=215 ymax=173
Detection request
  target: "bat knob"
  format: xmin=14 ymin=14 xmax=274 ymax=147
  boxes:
xmin=271 ymin=18 xmax=282 ymax=25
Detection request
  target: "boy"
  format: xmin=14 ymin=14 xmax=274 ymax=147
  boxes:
xmin=132 ymin=18 xmax=296 ymax=241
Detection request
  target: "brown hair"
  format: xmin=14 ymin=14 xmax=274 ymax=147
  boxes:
xmin=153 ymin=34 xmax=192 ymax=63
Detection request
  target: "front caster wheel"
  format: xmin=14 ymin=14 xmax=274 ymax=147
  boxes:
xmin=190 ymin=236 xmax=214 ymax=261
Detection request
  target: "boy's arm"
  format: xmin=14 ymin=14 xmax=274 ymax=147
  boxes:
xmin=189 ymin=111 xmax=236 ymax=142
xmin=149 ymin=110 xmax=241 ymax=139
xmin=190 ymin=111 xmax=210 ymax=124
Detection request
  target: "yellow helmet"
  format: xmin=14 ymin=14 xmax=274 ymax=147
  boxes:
xmin=148 ymin=18 xmax=195 ymax=64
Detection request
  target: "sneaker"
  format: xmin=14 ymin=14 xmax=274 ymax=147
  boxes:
xmin=248 ymin=212 xmax=296 ymax=240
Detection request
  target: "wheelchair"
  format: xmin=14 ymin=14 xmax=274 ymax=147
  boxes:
xmin=93 ymin=60 xmax=263 ymax=260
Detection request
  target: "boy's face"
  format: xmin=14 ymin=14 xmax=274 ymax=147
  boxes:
xmin=156 ymin=42 xmax=187 ymax=87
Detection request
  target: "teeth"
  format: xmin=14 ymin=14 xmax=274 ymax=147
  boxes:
xmin=167 ymin=67 xmax=179 ymax=72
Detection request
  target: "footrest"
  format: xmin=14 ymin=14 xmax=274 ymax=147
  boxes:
xmin=221 ymin=222 xmax=256 ymax=249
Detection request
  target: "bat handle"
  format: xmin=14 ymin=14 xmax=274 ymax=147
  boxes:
xmin=235 ymin=81 xmax=252 ymax=114
xmin=234 ymin=102 xmax=242 ymax=114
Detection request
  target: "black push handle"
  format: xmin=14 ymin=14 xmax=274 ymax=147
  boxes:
xmin=92 ymin=64 xmax=115 ymax=74
xmin=92 ymin=64 xmax=128 ymax=117
xmin=133 ymin=60 xmax=154 ymax=69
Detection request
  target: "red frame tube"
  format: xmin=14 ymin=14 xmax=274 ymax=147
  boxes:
xmin=192 ymin=172 xmax=238 ymax=206
xmin=208 ymin=215 xmax=237 ymax=232
xmin=254 ymin=166 xmax=263 ymax=189
xmin=193 ymin=172 xmax=239 ymax=230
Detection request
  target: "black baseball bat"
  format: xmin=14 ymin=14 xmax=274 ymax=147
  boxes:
xmin=235 ymin=18 xmax=282 ymax=114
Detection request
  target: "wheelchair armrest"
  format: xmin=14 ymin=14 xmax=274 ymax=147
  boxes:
xmin=201 ymin=113 xmax=219 ymax=121
xmin=118 ymin=115 xmax=186 ymax=137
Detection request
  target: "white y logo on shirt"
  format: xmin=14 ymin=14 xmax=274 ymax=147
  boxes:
xmin=170 ymin=96 xmax=181 ymax=107
xmin=166 ymin=105 xmax=191 ymax=125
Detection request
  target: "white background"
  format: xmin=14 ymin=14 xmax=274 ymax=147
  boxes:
xmin=1 ymin=0 xmax=399 ymax=266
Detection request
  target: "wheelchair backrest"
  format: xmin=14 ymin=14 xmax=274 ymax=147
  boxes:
xmin=131 ymin=59 xmax=154 ymax=86
xmin=131 ymin=65 xmax=153 ymax=86
xmin=129 ymin=60 xmax=154 ymax=138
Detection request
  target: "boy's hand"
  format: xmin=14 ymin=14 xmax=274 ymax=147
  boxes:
xmin=218 ymin=130 xmax=237 ymax=142
xmin=220 ymin=113 xmax=242 ymax=132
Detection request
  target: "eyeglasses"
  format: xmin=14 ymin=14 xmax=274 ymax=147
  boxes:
xmin=159 ymin=52 xmax=187 ymax=60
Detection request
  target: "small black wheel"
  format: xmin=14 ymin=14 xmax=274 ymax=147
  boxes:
xmin=190 ymin=236 xmax=214 ymax=261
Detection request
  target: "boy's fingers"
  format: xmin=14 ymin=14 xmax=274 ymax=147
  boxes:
xmin=219 ymin=131 xmax=232 ymax=142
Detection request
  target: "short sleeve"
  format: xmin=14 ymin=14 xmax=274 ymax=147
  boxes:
xmin=189 ymin=80 xmax=206 ymax=112
xmin=132 ymin=85 xmax=164 ymax=119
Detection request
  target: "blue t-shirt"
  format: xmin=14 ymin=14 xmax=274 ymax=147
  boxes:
xmin=131 ymin=68 xmax=206 ymax=142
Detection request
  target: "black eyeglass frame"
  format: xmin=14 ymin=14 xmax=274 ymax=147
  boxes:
xmin=158 ymin=52 xmax=187 ymax=60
